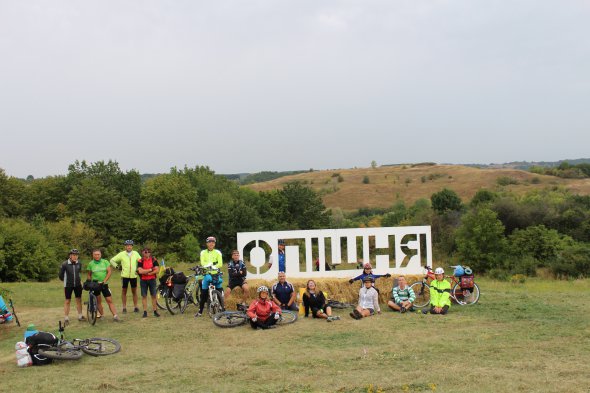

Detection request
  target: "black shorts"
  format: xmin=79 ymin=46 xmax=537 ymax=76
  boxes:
xmin=228 ymin=279 xmax=247 ymax=290
xmin=92 ymin=283 xmax=112 ymax=298
xmin=64 ymin=286 xmax=83 ymax=300
xmin=140 ymin=279 xmax=157 ymax=297
xmin=311 ymin=306 xmax=328 ymax=317
xmin=122 ymin=277 xmax=138 ymax=289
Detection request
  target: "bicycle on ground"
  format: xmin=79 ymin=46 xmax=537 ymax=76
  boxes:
xmin=9 ymin=298 xmax=21 ymax=327
xmin=37 ymin=321 xmax=121 ymax=360
xmin=410 ymin=266 xmax=480 ymax=308
xmin=212 ymin=309 xmax=298 ymax=328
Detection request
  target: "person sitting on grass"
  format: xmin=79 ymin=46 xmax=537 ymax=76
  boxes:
xmin=387 ymin=275 xmax=416 ymax=313
xmin=271 ymin=271 xmax=298 ymax=311
xmin=246 ymin=286 xmax=282 ymax=329
xmin=350 ymin=276 xmax=381 ymax=319
xmin=348 ymin=262 xmax=391 ymax=292
xmin=422 ymin=267 xmax=451 ymax=315
xmin=302 ymin=280 xmax=340 ymax=322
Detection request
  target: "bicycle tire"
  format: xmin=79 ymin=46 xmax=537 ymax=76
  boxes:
xmin=277 ymin=310 xmax=298 ymax=325
xmin=452 ymin=282 xmax=480 ymax=305
xmin=165 ymin=294 xmax=182 ymax=315
xmin=327 ymin=300 xmax=354 ymax=309
xmin=156 ymin=286 xmax=167 ymax=310
xmin=81 ymin=338 xmax=122 ymax=356
xmin=212 ymin=311 xmax=248 ymax=328
xmin=38 ymin=346 xmax=84 ymax=360
xmin=410 ymin=282 xmax=430 ymax=308
xmin=87 ymin=293 xmax=97 ymax=325
xmin=208 ymin=290 xmax=224 ymax=317
xmin=180 ymin=292 xmax=190 ymax=314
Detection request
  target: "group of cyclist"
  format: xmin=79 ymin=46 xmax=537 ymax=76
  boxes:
xmin=60 ymin=237 xmax=452 ymax=326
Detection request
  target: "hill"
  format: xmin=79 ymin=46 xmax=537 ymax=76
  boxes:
xmin=245 ymin=164 xmax=590 ymax=211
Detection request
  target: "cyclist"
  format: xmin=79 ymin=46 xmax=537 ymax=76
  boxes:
xmin=271 ymin=271 xmax=298 ymax=311
xmin=136 ymin=248 xmax=160 ymax=318
xmin=58 ymin=249 xmax=84 ymax=324
xmin=110 ymin=240 xmax=141 ymax=313
xmin=246 ymin=286 xmax=282 ymax=329
xmin=350 ymin=276 xmax=381 ymax=319
xmin=267 ymin=239 xmax=286 ymax=272
xmin=195 ymin=266 xmax=224 ymax=317
xmin=387 ymin=275 xmax=416 ymax=313
xmin=87 ymin=249 xmax=120 ymax=322
xmin=348 ymin=262 xmax=391 ymax=292
xmin=225 ymin=250 xmax=249 ymax=307
xmin=302 ymin=280 xmax=339 ymax=322
xmin=199 ymin=236 xmax=223 ymax=300
xmin=423 ymin=267 xmax=451 ymax=315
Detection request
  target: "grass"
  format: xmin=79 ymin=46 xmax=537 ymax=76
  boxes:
xmin=1 ymin=277 xmax=590 ymax=392
xmin=246 ymin=164 xmax=590 ymax=211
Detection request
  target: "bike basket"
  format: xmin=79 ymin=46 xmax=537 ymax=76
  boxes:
xmin=172 ymin=283 xmax=186 ymax=300
xmin=460 ymin=275 xmax=474 ymax=289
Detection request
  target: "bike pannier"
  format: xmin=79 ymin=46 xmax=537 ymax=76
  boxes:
xmin=83 ymin=280 xmax=101 ymax=292
xmin=172 ymin=284 xmax=186 ymax=300
xmin=26 ymin=332 xmax=58 ymax=366
xmin=172 ymin=272 xmax=188 ymax=285
xmin=460 ymin=275 xmax=474 ymax=289
xmin=159 ymin=267 xmax=175 ymax=286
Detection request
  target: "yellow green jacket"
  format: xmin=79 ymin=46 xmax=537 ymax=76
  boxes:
xmin=110 ymin=250 xmax=141 ymax=279
xmin=200 ymin=249 xmax=223 ymax=271
xmin=430 ymin=279 xmax=451 ymax=308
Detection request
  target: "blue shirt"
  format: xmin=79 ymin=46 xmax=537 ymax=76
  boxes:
xmin=277 ymin=251 xmax=286 ymax=272
xmin=271 ymin=281 xmax=294 ymax=305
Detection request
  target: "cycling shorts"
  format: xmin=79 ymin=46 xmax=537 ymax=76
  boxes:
xmin=64 ymin=286 xmax=83 ymax=300
xmin=122 ymin=277 xmax=138 ymax=289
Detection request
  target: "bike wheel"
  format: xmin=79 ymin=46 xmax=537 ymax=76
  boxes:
xmin=452 ymin=282 xmax=480 ymax=305
xmin=81 ymin=338 xmax=122 ymax=356
xmin=180 ymin=292 xmax=190 ymax=314
xmin=277 ymin=310 xmax=298 ymax=325
xmin=410 ymin=282 xmax=430 ymax=308
xmin=212 ymin=311 xmax=248 ymax=328
xmin=207 ymin=291 xmax=223 ymax=317
xmin=38 ymin=345 xmax=84 ymax=360
xmin=156 ymin=286 xmax=167 ymax=310
xmin=87 ymin=294 xmax=97 ymax=325
xmin=165 ymin=294 xmax=182 ymax=315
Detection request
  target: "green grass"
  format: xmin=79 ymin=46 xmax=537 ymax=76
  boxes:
xmin=1 ymin=278 xmax=590 ymax=392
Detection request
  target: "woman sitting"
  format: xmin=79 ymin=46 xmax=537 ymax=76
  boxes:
xmin=350 ymin=276 xmax=381 ymax=319
xmin=302 ymin=280 xmax=340 ymax=322
xmin=246 ymin=286 xmax=282 ymax=329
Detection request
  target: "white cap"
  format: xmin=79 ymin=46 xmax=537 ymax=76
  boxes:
xmin=434 ymin=267 xmax=445 ymax=275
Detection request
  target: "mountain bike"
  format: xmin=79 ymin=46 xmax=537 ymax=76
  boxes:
xmin=9 ymin=298 xmax=21 ymax=327
xmin=165 ymin=266 xmax=204 ymax=315
xmin=83 ymin=281 xmax=100 ymax=325
xmin=326 ymin=299 xmax=355 ymax=309
xmin=212 ymin=309 xmax=298 ymax=328
xmin=410 ymin=266 xmax=480 ymax=308
xmin=37 ymin=321 xmax=121 ymax=360
xmin=204 ymin=270 xmax=226 ymax=317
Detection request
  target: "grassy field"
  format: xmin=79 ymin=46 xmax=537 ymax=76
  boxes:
xmin=1 ymin=276 xmax=589 ymax=393
xmin=246 ymin=164 xmax=590 ymax=211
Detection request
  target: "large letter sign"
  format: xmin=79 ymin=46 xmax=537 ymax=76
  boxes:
xmin=237 ymin=226 xmax=431 ymax=279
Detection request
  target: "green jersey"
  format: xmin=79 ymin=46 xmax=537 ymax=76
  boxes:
xmin=88 ymin=259 xmax=110 ymax=282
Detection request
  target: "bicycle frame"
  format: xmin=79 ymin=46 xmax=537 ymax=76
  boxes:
xmin=411 ymin=266 xmax=480 ymax=307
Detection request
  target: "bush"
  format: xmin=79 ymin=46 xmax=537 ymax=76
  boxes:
xmin=362 ymin=176 xmax=370 ymax=184
xmin=497 ymin=176 xmax=519 ymax=186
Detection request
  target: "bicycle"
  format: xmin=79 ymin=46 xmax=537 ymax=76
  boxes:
xmin=410 ymin=266 xmax=480 ymax=308
xmin=212 ymin=309 xmax=298 ymax=328
xmin=326 ymin=299 xmax=355 ymax=309
xmin=37 ymin=321 xmax=121 ymax=360
xmin=165 ymin=266 xmax=204 ymax=315
xmin=204 ymin=269 xmax=225 ymax=317
xmin=82 ymin=281 xmax=100 ymax=325
xmin=9 ymin=298 xmax=21 ymax=327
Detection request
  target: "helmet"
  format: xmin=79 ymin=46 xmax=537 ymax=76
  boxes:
xmin=206 ymin=236 xmax=216 ymax=243
xmin=257 ymin=285 xmax=269 ymax=294
xmin=124 ymin=240 xmax=134 ymax=245
xmin=464 ymin=267 xmax=473 ymax=275
xmin=363 ymin=275 xmax=375 ymax=283
xmin=453 ymin=265 xmax=465 ymax=277
xmin=363 ymin=263 xmax=372 ymax=269
xmin=69 ymin=249 xmax=79 ymax=255
xmin=278 ymin=239 xmax=285 ymax=245
xmin=434 ymin=267 xmax=445 ymax=275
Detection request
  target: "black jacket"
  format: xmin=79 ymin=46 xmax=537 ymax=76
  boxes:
xmin=302 ymin=291 xmax=327 ymax=317
xmin=59 ymin=259 xmax=82 ymax=288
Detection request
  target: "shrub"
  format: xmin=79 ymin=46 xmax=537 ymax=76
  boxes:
xmin=497 ymin=176 xmax=519 ymax=186
xmin=362 ymin=176 xmax=370 ymax=184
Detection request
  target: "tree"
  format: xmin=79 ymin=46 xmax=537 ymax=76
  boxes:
xmin=371 ymin=161 xmax=377 ymax=169
xmin=279 ymin=182 xmax=329 ymax=229
xmin=0 ymin=169 xmax=25 ymax=218
xmin=508 ymin=225 xmax=573 ymax=264
xmin=455 ymin=207 xmax=507 ymax=272
xmin=431 ymin=188 xmax=462 ymax=214
xmin=470 ymin=189 xmax=498 ymax=207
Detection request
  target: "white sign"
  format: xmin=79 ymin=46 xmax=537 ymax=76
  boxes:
xmin=237 ymin=226 xmax=431 ymax=279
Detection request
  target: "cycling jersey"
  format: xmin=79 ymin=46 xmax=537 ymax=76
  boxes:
xmin=110 ymin=250 xmax=141 ymax=278
xmin=429 ymin=279 xmax=451 ymax=308
xmin=271 ymin=281 xmax=295 ymax=306
xmin=227 ymin=260 xmax=247 ymax=279
xmin=137 ymin=257 xmax=159 ymax=281
xmin=358 ymin=286 xmax=380 ymax=312
xmin=59 ymin=259 xmax=82 ymax=288
xmin=200 ymin=249 xmax=223 ymax=270
xmin=87 ymin=259 xmax=110 ymax=282
xmin=247 ymin=298 xmax=281 ymax=322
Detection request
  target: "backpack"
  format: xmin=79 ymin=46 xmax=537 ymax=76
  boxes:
xmin=26 ymin=332 xmax=58 ymax=366
xmin=460 ymin=275 xmax=475 ymax=289
xmin=172 ymin=272 xmax=188 ymax=285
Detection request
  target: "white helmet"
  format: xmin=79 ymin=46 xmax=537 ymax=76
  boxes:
xmin=434 ymin=267 xmax=445 ymax=275
xmin=257 ymin=285 xmax=269 ymax=294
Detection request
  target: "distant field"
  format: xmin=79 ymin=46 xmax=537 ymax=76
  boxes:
xmin=246 ymin=164 xmax=590 ymax=211
xmin=1 ymin=276 xmax=589 ymax=392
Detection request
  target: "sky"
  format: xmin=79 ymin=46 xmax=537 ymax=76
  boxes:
xmin=1 ymin=1 xmax=589 ymax=178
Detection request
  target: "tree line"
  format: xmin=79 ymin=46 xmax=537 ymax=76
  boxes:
xmin=1 ymin=160 xmax=589 ymax=282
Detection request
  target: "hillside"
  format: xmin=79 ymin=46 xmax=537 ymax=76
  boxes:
xmin=246 ymin=164 xmax=590 ymax=211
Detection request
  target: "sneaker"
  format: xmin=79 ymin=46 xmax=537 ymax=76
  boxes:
xmin=400 ymin=307 xmax=406 ymax=314
xmin=64 ymin=317 xmax=70 ymax=326
xmin=134 ymin=307 xmax=140 ymax=313
xmin=122 ymin=308 xmax=127 ymax=314
xmin=332 ymin=316 xmax=341 ymax=321
xmin=114 ymin=315 xmax=121 ymax=322
xmin=349 ymin=312 xmax=360 ymax=320
xmin=353 ymin=309 xmax=362 ymax=319
xmin=422 ymin=309 xmax=428 ymax=315
xmin=194 ymin=312 xmax=202 ymax=318
xmin=153 ymin=310 xmax=160 ymax=317
xmin=142 ymin=311 xmax=147 ymax=318
xmin=78 ymin=315 xmax=86 ymax=321
xmin=327 ymin=316 xmax=334 ymax=322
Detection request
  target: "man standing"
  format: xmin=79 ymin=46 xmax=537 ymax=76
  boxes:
xmin=387 ymin=275 xmax=416 ymax=313
xmin=271 ymin=272 xmax=298 ymax=311
xmin=136 ymin=248 xmax=160 ymax=318
xmin=110 ymin=240 xmax=141 ymax=313
xmin=225 ymin=250 xmax=249 ymax=307
xmin=87 ymin=249 xmax=120 ymax=322
xmin=200 ymin=236 xmax=223 ymax=270
xmin=58 ymin=249 xmax=84 ymax=324
xmin=268 ymin=239 xmax=286 ymax=272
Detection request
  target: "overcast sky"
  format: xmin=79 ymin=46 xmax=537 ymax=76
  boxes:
xmin=1 ymin=1 xmax=589 ymax=178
